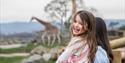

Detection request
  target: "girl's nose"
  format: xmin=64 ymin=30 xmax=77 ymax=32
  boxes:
xmin=75 ymin=22 xmax=79 ymax=26
xmin=74 ymin=23 xmax=79 ymax=27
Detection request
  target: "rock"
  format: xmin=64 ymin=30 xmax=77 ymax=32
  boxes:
xmin=42 ymin=53 xmax=51 ymax=62
xmin=21 ymin=54 xmax=42 ymax=63
xmin=49 ymin=46 xmax=66 ymax=59
xmin=50 ymin=48 xmax=58 ymax=59
xmin=30 ymin=46 xmax=49 ymax=55
xmin=28 ymin=45 xmax=66 ymax=62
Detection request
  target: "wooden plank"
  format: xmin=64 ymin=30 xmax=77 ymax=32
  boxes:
xmin=110 ymin=37 xmax=125 ymax=49
xmin=113 ymin=51 xmax=121 ymax=63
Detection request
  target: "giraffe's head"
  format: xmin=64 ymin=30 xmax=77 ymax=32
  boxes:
xmin=30 ymin=16 xmax=36 ymax=22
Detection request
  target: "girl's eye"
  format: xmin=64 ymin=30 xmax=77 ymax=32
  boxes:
xmin=80 ymin=23 xmax=83 ymax=25
xmin=74 ymin=20 xmax=76 ymax=22
xmin=78 ymin=21 xmax=83 ymax=25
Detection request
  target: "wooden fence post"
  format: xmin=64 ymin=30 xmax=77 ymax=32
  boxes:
xmin=113 ymin=51 xmax=121 ymax=63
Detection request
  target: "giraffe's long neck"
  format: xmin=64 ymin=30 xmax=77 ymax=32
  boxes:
xmin=32 ymin=17 xmax=50 ymax=26
xmin=31 ymin=17 xmax=58 ymax=30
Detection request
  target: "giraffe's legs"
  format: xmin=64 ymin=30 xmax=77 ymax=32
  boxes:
xmin=57 ymin=34 xmax=61 ymax=44
xmin=51 ymin=34 xmax=56 ymax=46
xmin=47 ymin=35 xmax=51 ymax=46
xmin=41 ymin=32 xmax=46 ymax=45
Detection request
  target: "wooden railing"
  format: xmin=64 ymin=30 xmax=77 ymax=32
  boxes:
xmin=113 ymin=51 xmax=121 ymax=63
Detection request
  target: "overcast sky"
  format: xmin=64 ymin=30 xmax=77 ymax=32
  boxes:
xmin=0 ymin=0 xmax=125 ymax=23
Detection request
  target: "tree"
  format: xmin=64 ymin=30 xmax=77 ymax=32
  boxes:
xmin=44 ymin=0 xmax=88 ymax=29
xmin=44 ymin=0 xmax=70 ymax=32
xmin=44 ymin=0 xmax=102 ymax=35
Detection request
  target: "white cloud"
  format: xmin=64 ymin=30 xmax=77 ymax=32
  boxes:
xmin=84 ymin=0 xmax=125 ymax=19
xmin=0 ymin=0 xmax=124 ymax=23
xmin=0 ymin=0 xmax=51 ymax=22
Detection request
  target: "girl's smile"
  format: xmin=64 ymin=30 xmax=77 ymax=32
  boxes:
xmin=73 ymin=26 xmax=81 ymax=34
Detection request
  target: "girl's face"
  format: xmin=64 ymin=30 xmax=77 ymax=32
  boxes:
xmin=72 ymin=15 xmax=88 ymax=36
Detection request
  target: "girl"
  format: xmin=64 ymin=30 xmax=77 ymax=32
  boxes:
xmin=56 ymin=10 xmax=109 ymax=63
xmin=95 ymin=17 xmax=113 ymax=63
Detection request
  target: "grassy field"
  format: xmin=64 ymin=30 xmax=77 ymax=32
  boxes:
xmin=0 ymin=43 xmax=58 ymax=63
xmin=0 ymin=43 xmax=66 ymax=53
xmin=0 ymin=43 xmax=37 ymax=53
xmin=0 ymin=56 xmax=25 ymax=63
xmin=0 ymin=56 xmax=56 ymax=63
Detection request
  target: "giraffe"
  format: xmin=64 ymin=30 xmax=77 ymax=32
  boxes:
xmin=30 ymin=16 xmax=61 ymax=46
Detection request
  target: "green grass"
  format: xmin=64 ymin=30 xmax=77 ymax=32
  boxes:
xmin=42 ymin=41 xmax=61 ymax=48
xmin=0 ymin=43 xmax=37 ymax=53
xmin=49 ymin=59 xmax=56 ymax=63
xmin=0 ymin=56 xmax=25 ymax=63
xmin=0 ymin=42 xmax=66 ymax=53
xmin=0 ymin=56 xmax=56 ymax=63
xmin=0 ymin=42 xmax=60 ymax=63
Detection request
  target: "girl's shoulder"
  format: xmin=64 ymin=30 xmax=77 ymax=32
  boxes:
xmin=94 ymin=46 xmax=109 ymax=63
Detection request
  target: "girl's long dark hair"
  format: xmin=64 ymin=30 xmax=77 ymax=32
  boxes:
xmin=71 ymin=10 xmax=97 ymax=63
xmin=96 ymin=17 xmax=114 ymax=63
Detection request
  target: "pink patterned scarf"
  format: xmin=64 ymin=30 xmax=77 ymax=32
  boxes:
xmin=64 ymin=37 xmax=90 ymax=63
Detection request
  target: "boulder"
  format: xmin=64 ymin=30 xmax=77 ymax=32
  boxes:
xmin=21 ymin=54 xmax=42 ymax=63
xmin=30 ymin=46 xmax=49 ymax=55
xmin=42 ymin=53 xmax=51 ymax=62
